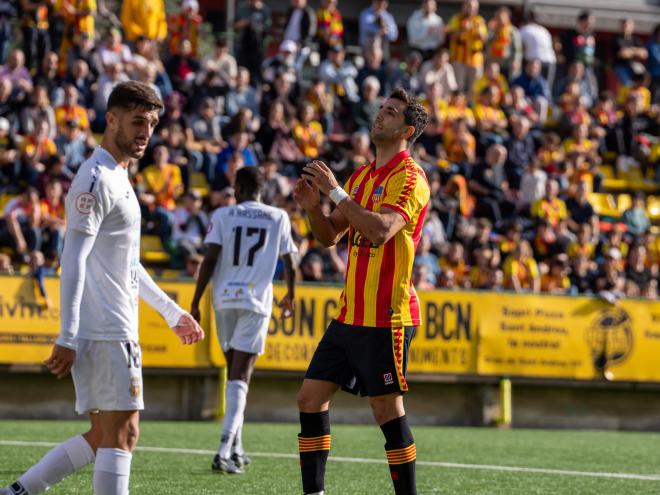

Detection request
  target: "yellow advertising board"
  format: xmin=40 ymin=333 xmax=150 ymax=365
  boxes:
xmin=602 ymin=299 xmax=660 ymax=382
xmin=0 ymin=276 xmax=211 ymax=368
xmin=477 ymin=294 xmax=611 ymax=380
xmin=0 ymin=276 xmax=60 ymax=364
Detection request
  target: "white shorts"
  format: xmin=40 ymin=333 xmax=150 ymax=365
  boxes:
xmin=215 ymin=308 xmax=271 ymax=355
xmin=71 ymin=339 xmax=144 ymax=414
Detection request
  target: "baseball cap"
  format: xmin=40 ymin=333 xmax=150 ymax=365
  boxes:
xmin=606 ymin=248 xmax=622 ymax=261
xmin=0 ymin=117 xmax=9 ymax=132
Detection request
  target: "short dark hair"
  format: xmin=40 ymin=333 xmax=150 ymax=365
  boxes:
xmin=388 ymin=87 xmax=428 ymax=144
xmin=107 ymin=81 xmax=163 ymax=113
xmin=577 ymin=10 xmax=592 ymax=22
xmin=235 ymin=167 xmax=263 ymax=196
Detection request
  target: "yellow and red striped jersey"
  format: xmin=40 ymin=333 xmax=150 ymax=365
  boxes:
xmin=335 ymin=150 xmax=430 ymax=328
xmin=447 ymin=14 xmax=487 ymax=67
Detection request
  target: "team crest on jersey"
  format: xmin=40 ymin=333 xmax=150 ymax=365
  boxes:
xmin=351 ymin=185 xmax=359 ymax=196
xmin=372 ymin=186 xmax=384 ymax=202
xmin=75 ymin=193 xmax=96 ymax=214
xmin=129 ymin=377 xmax=141 ymax=397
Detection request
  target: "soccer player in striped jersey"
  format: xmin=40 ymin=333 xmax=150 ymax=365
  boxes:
xmin=293 ymin=87 xmax=430 ymax=495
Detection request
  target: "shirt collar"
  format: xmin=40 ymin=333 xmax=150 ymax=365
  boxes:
xmin=370 ymin=149 xmax=410 ymax=171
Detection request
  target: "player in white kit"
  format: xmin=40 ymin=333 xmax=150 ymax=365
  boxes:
xmin=191 ymin=167 xmax=297 ymax=474
xmin=1 ymin=82 xmax=204 ymax=495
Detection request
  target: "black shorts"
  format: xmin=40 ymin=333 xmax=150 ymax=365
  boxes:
xmin=305 ymin=320 xmax=415 ymax=397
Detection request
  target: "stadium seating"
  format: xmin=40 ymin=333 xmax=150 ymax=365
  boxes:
xmin=140 ymin=235 xmax=170 ymax=264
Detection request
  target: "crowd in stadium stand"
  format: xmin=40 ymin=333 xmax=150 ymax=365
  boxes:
xmin=0 ymin=0 xmax=657 ymax=303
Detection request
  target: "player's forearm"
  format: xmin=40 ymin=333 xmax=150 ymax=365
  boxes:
xmin=283 ymin=254 xmax=296 ymax=297
xmin=137 ymin=264 xmax=185 ymax=327
xmin=335 ymin=198 xmax=395 ymax=245
xmin=58 ymin=230 xmax=96 ymax=350
xmin=306 ymin=206 xmax=343 ymax=247
xmin=191 ymin=257 xmax=215 ymax=308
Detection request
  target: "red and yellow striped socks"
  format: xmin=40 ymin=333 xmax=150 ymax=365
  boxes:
xmin=298 ymin=411 xmax=331 ymax=495
xmin=381 ymin=415 xmax=417 ymax=494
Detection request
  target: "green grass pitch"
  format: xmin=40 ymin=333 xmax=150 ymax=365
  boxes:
xmin=1 ymin=420 xmax=660 ymax=494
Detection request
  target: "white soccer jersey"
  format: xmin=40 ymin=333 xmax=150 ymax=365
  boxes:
xmin=205 ymin=201 xmax=297 ymax=316
xmin=64 ymin=147 xmax=141 ymax=341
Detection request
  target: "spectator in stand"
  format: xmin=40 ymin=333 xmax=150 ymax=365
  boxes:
xmin=414 ymin=234 xmax=440 ymax=286
xmin=186 ymin=96 xmax=223 ymax=178
xmin=66 ymin=59 xmax=95 ymax=109
xmin=565 ymin=181 xmax=598 ymax=236
xmin=283 ymin=0 xmax=316 ymax=48
xmin=445 ymin=91 xmax=475 ymax=128
xmin=504 ymin=240 xmax=540 ymax=293
xmin=167 ymin=0 xmax=203 ymax=58
xmin=352 ymin=76 xmax=382 ymax=133
xmin=446 ymin=0 xmax=487 ymax=100
xmin=473 ymin=86 xmax=507 ymax=146
xmin=260 ymin=158 xmax=289 ymax=205
xmin=0 ymin=1 xmax=15 ymax=66
xmin=92 ymin=61 xmax=129 ymax=131
xmin=622 ymin=192 xmax=651 ymax=237
xmin=616 ymin=71 xmax=652 ymax=112
xmin=318 ymin=44 xmax=359 ymax=105
xmin=613 ymin=19 xmax=648 ymax=87
xmin=0 ymin=78 xmax=18 ymax=127
xmin=0 ymin=48 xmax=33 ymax=100
xmin=315 ymin=0 xmax=344 ymax=61
xmin=505 ymin=85 xmax=539 ymax=125
xmin=412 ymin=264 xmax=435 ymax=290
xmin=120 ymin=0 xmax=167 ymax=43
xmin=37 ymin=155 xmax=73 ymax=194
xmin=19 ymin=0 xmax=50 ymax=70
xmin=512 ymin=59 xmax=550 ymax=122
xmin=32 ymin=51 xmax=62 ymax=106
xmin=262 ymin=40 xmax=299 ymax=86
xmin=554 ymin=61 xmax=596 ymax=108
xmin=541 ymin=256 xmax=570 ymax=294
xmin=54 ymin=116 xmax=89 ymax=172
xmin=505 ymin=114 xmax=536 ymax=190
xmin=234 ymin=0 xmax=271 ymax=84
xmin=469 ymin=143 xmax=515 ymax=227
xmin=215 ymin=127 xmax=257 ymax=182
xmin=518 ymin=159 xmax=547 ymax=213
xmin=473 ymin=62 xmax=509 ymax=108
xmin=390 ymin=51 xmax=424 ymax=96
xmin=444 ymin=117 xmax=476 ymax=167
xmin=202 ymin=38 xmax=237 ymax=91
xmin=225 ymin=67 xmax=259 ymax=119
xmin=138 ymin=144 xmax=184 ymax=254
xmin=407 ymin=0 xmax=444 ymax=61
xmin=328 ymin=130 xmax=373 ymax=184
xmin=55 ymin=83 xmax=89 ymax=135
xmin=166 ymin=39 xmax=201 ymax=95
xmin=53 ymin=0 xmax=96 ymax=77
xmin=439 ymin=241 xmax=467 ymax=287
xmin=172 ymin=190 xmax=209 ymax=263
xmin=625 ymin=243 xmax=652 ymax=293
xmin=292 ymin=100 xmax=325 ymax=164
xmin=0 ymin=187 xmax=41 ymax=259
xmin=569 ymin=254 xmax=595 ymax=294
xmin=356 ymin=44 xmax=388 ymax=97
xmin=39 ymin=179 xmax=66 ymax=260
xmin=94 ymin=28 xmax=132 ymax=73
xmin=0 ymin=116 xmax=17 ymax=188
xmin=486 ymin=7 xmax=522 ymax=80
xmin=519 ymin=10 xmax=556 ymax=92
xmin=20 ymin=85 xmax=56 ymax=139
xmin=594 ymin=248 xmax=626 ymax=299
xmin=420 ymin=48 xmax=457 ymax=96
xmin=18 ymin=118 xmax=57 ymax=187
xmin=567 ymin=222 xmax=595 ymax=260
xmin=531 ymin=179 xmax=567 ymax=228
xmin=648 ymin=24 xmax=660 ymax=101
xmin=561 ymin=10 xmax=597 ymax=101
xmin=358 ymin=0 xmax=398 ymax=54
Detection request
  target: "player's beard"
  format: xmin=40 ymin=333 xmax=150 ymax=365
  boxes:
xmin=115 ymin=126 xmax=147 ymax=160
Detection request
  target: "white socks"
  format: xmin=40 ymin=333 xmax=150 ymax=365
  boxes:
xmin=15 ymin=435 xmax=95 ymax=494
xmin=218 ymin=379 xmax=248 ymax=459
xmin=93 ymin=448 xmax=132 ymax=495
xmin=233 ymin=425 xmax=244 ymax=456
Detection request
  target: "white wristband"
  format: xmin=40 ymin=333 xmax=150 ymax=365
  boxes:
xmin=329 ymin=186 xmax=349 ymax=205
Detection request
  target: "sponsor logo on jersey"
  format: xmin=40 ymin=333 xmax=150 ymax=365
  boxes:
xmin=372 ymin=185 xmax=384 ymax=202
xmin=75 ymin=193 xmax=96 ymax=214
xmin=383 ymin=372 xmax=394 ymax=385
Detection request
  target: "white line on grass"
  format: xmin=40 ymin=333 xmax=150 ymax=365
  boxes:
xmin=2 ymin=439 xmax=660 ymax=482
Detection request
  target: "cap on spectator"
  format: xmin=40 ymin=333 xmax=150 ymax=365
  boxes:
xmin=606 ymin=248 xmax=622 ymax=261
xmin=185 ymin=190 xmax=202 ymax=200
xmin=280 ymin=40 xmax=297 ymax=54
xmin=219 ymin=186 xmax=235 ymax=197
xmin=0 ymin=117 xmax=9 ymax=132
